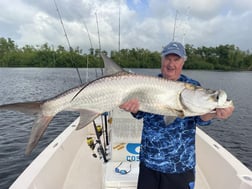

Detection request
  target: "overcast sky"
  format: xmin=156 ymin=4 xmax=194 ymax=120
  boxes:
xmin=1 ymin=0 xmax=252 ymax=53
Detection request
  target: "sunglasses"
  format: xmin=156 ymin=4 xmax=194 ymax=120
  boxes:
xmin=115 ymin=162 xmax=131 ymax=175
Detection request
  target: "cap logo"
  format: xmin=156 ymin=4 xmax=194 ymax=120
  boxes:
xmin=170 ymin=43 xmax=179 ymax=49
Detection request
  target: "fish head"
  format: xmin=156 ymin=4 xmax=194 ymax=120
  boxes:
xmin=180 ymin=83 xmax=233 ymax=116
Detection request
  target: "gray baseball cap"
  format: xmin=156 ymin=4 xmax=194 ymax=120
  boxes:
xmin=162 ymin=41 xmax=186 ymax=58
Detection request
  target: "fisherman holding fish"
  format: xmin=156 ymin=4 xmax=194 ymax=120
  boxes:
xmin=0 ymin=40 xmax=234 ymax=188
xmin=120 ymin=41 xmax=234 ymax=189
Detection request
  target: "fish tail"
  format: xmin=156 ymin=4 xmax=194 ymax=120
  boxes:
xmin=25 ymin=115 xmax=54 ymax=155
xmin=0 ymin=101 xmax=55 ymax=155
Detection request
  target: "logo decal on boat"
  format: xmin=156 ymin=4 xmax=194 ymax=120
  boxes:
xmin=126 ymin=143 xmax=140 ymax=161
xmin=126 ymin=143 xmax=140 ymax=155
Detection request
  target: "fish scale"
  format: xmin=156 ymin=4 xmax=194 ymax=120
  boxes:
xmin=67 ymin=74 xmax=183 ymax=114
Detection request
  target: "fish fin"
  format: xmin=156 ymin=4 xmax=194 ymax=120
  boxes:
xmin=25 ymin=115 xmax=54 ymax=155
xmin=163 ymin=116 xmax=177 ymax=125
xmin=100 ymin=53 xmax=125 ymax=75
xmin=71 ymin=53 xmax=131 ymax=102
xmin=76 ymin=110 xmax=100 ymax=130
xmin=0 ymin=101 xmax=43 ymax=115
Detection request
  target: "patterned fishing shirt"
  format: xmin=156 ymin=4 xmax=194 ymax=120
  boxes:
xmin=132 ymin=74 xmax=211 ymax=174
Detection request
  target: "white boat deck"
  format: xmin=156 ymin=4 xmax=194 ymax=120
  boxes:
xmin=63 ymin=137 xmax=103 ymax=189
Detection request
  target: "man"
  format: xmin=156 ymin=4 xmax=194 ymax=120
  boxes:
xmin=119 ymin=41 xmax=234 ymax=189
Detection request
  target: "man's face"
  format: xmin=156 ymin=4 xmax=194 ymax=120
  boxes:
xmin=161 ymin=54 xmax=185 ymax=81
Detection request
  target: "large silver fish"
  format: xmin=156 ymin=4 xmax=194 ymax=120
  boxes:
xmin=0 ymin=54 xmax=233 ymax=155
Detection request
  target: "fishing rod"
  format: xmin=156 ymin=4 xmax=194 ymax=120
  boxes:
xmin=53 ymin=2 xmax=110 ymax=160
xmin=94 ymin=12 xmax=111 ymax=146
xmin=102 ymin=112 xmax=109 ymax=146
xmin=83 ymin=14 xmax=110 ymax=158
xmin=93 ymin=121 xmax=108 ymax=162
xmin=182 ymin=6 xmax=191 ymax=45
xmin=118 ymin=0 xmax=121 ymax=64
xmin=83 ymin=21 xmax=94 ymax=82
xmin=95 ymin=12 xmax=104 ymax=76
xmin=53 ymin=0 xmax=83 ymax=84
xmin=172 ymin=10 xmax=178 ymax=41
xmin=95 ymin=12 xmax=102 ymax=53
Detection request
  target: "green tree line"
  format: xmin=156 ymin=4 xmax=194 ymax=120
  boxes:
xmin=1 ymin=37 xmax=252 ymax=70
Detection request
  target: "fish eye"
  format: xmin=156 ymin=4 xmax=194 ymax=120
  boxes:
xmin=216 ymin=95 xmax=219 ymax=101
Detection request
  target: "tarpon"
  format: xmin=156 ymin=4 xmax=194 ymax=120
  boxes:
xmin=0 ymin=54 xmax=233 ymax=155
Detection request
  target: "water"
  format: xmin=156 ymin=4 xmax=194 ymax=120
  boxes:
xmin=0 ymin=68 xmax=251 ymax=188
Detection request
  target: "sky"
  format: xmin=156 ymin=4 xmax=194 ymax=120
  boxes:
xmin=0 ymin=0 xmax=252 ymax=53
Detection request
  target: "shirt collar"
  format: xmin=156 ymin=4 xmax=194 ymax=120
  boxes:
xmin=158 ymin=73 xmax=187 ymax=82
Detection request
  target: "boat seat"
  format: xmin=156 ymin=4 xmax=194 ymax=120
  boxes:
xmin=103 ymin=111 xmax=142 ymax=188
xmin=110 ymin=117 xmax=143 ymax=162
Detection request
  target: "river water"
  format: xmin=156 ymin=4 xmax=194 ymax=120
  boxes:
xmin=0 ymin=68 xmax=251 ymax=188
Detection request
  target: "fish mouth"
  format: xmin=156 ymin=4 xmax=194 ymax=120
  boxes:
xmin=211 ymin=108 xmax=217 ymax=113
xmin=211 ymin=98 xmax=233 ymax=113
xmin=214 ymin=90 xmax=234 ymax=109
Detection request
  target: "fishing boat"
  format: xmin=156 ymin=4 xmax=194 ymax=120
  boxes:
xmin=9 ymin=107 xmax=252 ymax=189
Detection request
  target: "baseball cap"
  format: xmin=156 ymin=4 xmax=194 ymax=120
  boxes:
xmin=162 ymin=41 xmax=186 ymax=58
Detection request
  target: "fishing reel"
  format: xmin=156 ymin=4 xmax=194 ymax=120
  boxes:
xmin=86 ymin=120 xmax=109 ymax=162
xmin=95 ymin=125 xmax=103 ymax=138
xmin=86 ymin=124 xmax=104 ymax=159
xmin=86 ymin=137 xmax=98 ymax=158
xmin=86 ymin=137 xmax=106 ymax=160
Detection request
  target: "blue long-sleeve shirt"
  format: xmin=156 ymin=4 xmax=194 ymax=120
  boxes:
xmin=132 ymin=74 xmax=211 ymax=173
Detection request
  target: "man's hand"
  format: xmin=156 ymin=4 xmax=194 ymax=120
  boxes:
xmin=200 ymin=106 xmax=235 ymax=121
xmin=119 ymin=99 xmax=139 ymax=113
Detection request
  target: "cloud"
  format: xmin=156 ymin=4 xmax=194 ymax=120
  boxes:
xmin=230 ymin=0 xmax=252 ymax=14
xmin=0 ymin=0 xmax=251 ymax=53
xmin=17 ymin=12 xmax=66 ymax=47
xmin=0 ymin=0 xmax=37 ymax=38
xmin=172 ymin=0 xmax=224 ymax=20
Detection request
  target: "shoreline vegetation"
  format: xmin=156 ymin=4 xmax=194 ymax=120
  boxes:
xmin=1 ymin=37 xmax=252 ymax=71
